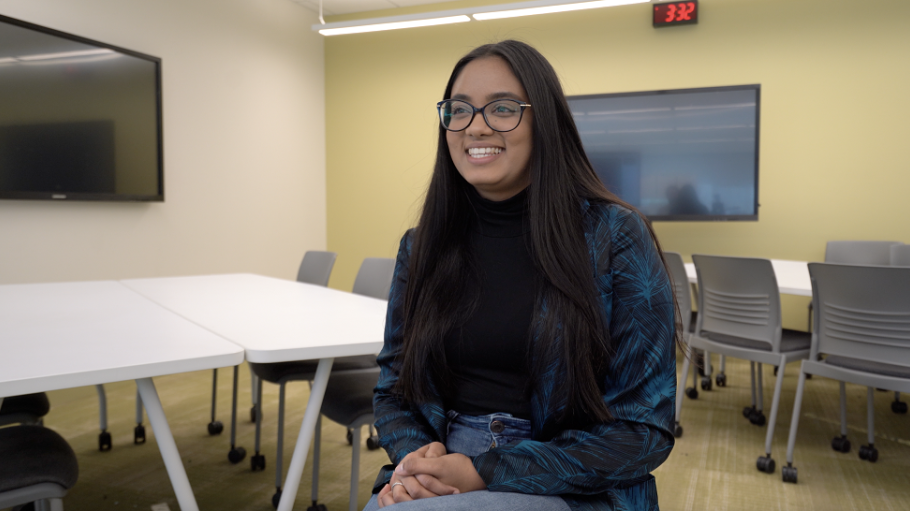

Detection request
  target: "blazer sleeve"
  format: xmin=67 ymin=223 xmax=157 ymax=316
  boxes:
xmin=373 ymin=230 xmax=442 ymax=468
xmin=471 ymin=207 xmax=677 ymax=496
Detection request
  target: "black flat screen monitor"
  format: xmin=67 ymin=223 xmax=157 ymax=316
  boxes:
xmin=0 ymin=14 xmax=162 ymax=202
xmin=567 ymin=85 xmax=760 ymax=221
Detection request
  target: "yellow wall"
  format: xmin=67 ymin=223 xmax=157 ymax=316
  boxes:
xmin=325 ymin=0 xmax=910 ymax=328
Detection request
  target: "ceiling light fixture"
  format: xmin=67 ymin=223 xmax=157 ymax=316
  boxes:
xmin=312 ymin=0 xmax=647 ymax=35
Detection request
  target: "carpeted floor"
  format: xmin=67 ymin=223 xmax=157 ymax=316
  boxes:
xmin=14 ymin=354 xmax=910 ymax=511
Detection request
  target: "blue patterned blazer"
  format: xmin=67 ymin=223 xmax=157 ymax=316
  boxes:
xmin=372 ymin=201 xmax=677 ymax=511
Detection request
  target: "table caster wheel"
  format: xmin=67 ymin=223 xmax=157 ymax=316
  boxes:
xmin=715 ymin=373 xmax=727 ymax=387
xmin=782 ymin=465 xmax=797 ymax=483
xmin=831 ymin=435 xmax=851 ymax=453
xmin=892 ymin=401 xmax=908 ymax=414
xmin=743 ymin=406 xmax=755 ymax=419
xmin=271 ymin=490 xmax=282 ymax=509
xmin=700 ymin=377 xmax=712 ymax=391
xmin=673 ymin=423 xmax=683 ymax=438
xmin=749 ymin=410 xmax=766 ymax=426
xmin=685 ymin=387 xmax=698 ymax=399
xmin=134 ymin=425 xmax=146 ymax=444
xmin=208 ymin=421 xmax=224 ymax=435
xmin=367 ymin=435 xmax=381 ymax=450
xmin=251 ymin=453 xmax=266 ymax=471
xmin=859 ymin=444 xmax=878 ymax=463
xmin=306 ymin=504 xmax=328 ymax=511
xmin=346 ymin=428 xmax=353 ymax=445
xmin=99 ymin=431 xmax=112 ymax=452
xmin=228 ymin=446 xmax=246 ymax=464
xmin=756 ymin=455 xmax=775 ymax=474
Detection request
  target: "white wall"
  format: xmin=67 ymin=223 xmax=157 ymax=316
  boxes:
xmin=0 ymin=0 xmax=325 ymax=283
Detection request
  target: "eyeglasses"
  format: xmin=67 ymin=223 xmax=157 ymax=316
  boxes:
xmin=436 ymin=98 xmax=532 ymax=133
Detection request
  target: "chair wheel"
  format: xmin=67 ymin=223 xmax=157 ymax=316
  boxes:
xmin=228 ymin=446 xmax=247 ymax=464
xmin=715 ymin=373 xmax=727 ymax=387
xmin=892 ymin=401 xmax=908 ymax=414
xmin=782 ymin=465 xmax=797 ymax=483
xmin=306 ymin=504 xmax=328 ymax=511
xmin=251 ymin=453 xmax=266 ymax=471
xmin=831 ymin=436 xmax=851 ymax=453
xmin=685 ymin=387 xmax=698 ymax=399
xmin=346 ymin=428 xmax=354 ymax=445
xmin=743 ymin=406 xmax=755 ymax=419
xmin=271 ymin=490 xmax=282 ymax=509
xmin=134 ymin=425 xmax=146 ymax=444
xmin=700 ymin=376 xmax=712 ymax=391
xmin=99 ymin=431 xmax=112 ymax=452
xmin=749 ymin=410 xmax=766 ymax=426
xmin=208 ymin=421 xmax=224 ymax=435
xmin=367 ymin=435 xmax=381 ymax=450
xmin=756 ymin=455 xmax=775 ymax=474
xmin=673 ymin=423 xmax=683 ymax=438
xmin=859 ymin=445 xmax=878 ymax=463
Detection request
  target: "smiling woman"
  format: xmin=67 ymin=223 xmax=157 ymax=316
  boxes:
xmin=365 ymin=40 xmax=682 ymax=511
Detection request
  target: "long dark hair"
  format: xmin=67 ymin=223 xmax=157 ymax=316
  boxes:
xmin=395 ymin=40 xmax=681 ymax=427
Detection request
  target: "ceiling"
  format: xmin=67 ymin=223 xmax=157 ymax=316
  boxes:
xmin=289 ymin=0 xmax=458 ymax=17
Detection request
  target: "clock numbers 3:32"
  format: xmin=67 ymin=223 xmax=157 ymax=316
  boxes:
xmin=664 ymin=2 xmax=696 ymax=22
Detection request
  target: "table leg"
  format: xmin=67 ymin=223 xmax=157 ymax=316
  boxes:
xmin=135 ymin=377 xmax=200 ymax=511
xmin=277 ymin=357 xmax=334 ymax=511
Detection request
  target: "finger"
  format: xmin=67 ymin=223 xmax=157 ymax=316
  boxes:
xmin=397 ymin=456 xmax=442 ymax=477
xmin=426 ymin=442 xmax=447 ymax=458
xmin=377 ymin=484 xmax=390 ymax=509
xmin=379 ymin=491 xmax=396 ymax=508
xmin=415 ymin=473 xmax=460 ymax=496
xmin=398 ymin=474 xmax=440 ymax=499
xmin=392 ymin=481 xmax=414 ymax=503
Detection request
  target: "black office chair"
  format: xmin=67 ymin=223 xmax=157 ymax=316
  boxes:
xmin=0 ymin=393 xmax=50 ymax=427
xmin=0 ymin=424 xmax=79 ymax=511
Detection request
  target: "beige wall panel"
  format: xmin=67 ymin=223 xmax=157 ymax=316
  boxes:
xmin=0 ymin=0 xmax=325 ymax=284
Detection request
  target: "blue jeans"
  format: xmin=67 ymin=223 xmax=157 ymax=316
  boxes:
xmin=363 ymin=412 xmax=569 ymax=511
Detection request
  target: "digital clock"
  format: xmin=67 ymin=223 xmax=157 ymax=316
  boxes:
xmin=653 ymin=1 xmax=698 ymax=28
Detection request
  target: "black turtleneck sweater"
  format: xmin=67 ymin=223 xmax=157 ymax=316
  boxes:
xmin=443 ymin=188 xmax=538 ymax=420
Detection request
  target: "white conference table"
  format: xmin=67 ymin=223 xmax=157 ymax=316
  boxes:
xmin=0 ymin=280 xmax=245 ymax=511
xmin=121 ymin=273 xmax=388 ymax=511
xmin=685 ymin=259 xmax=812 ymax=296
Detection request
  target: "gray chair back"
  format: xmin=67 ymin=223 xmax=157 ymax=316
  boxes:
xmin=825 ymin=241 xmax=901 ymax=265
xmin=664 ymin=252 xmax=692 ymax=338
xmin=891 ymin=244 xmax=910 ymax=267
xmin=352 ymin=257 xmax=395 ymax=300
xmin=692 ymin=254 xmax=782 ymax=351
xmin=808 ymin=263 xmax=910 ymax=368
xmin=297 ymin=251 xmax=337 ymax=287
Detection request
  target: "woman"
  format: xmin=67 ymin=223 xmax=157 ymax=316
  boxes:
xmin=365 ymin=40 xmax=679 ymax=511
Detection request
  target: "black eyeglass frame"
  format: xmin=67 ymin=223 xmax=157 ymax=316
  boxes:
xmin=436 ymin=98 xmax=532 ymax=133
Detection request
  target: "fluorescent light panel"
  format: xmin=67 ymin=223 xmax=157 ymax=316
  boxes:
xmin=473 ymin=0 xmax=648 ymax=20
xmin=313 ymin=0 xmax=646 ymax=35
xmin=319 ymin=15 xmax=469 ymax=36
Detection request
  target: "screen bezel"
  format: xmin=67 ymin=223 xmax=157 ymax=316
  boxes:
xmin=568 ymin=84 xmax=761 ymax=222
xmin=0 ymin=14 xmax=164 ymax=202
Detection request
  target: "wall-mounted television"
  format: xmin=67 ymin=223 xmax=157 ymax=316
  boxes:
xmin=0 ymin=14 xmax=163 ymax=202
xmin=568 ymin=85 xmax=760 ymax=221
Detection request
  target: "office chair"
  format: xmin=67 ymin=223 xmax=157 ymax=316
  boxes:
xmin=665 ymin=252 xmax=698 ymax=438
xmin=248 ymin=257 xmax=395 ymax=510
xmin=678 ymin=255 xmax=812 ymax=474
xmin=0 ymin=424 xmax=79 ymax=511
xmin=0 ymin=393 xmax=50 ymax=427
xmin=783 ymin=263 xmax=910 ymax=483
xmin=889 ymin=244 xmax=910 ymax=414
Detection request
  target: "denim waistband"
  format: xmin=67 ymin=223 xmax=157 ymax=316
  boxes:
xmin=446 ymin=410 xmax=532 ymax=438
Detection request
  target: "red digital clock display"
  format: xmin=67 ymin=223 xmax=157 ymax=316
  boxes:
xmin=653 ymin=1 xmax=698 ymax=27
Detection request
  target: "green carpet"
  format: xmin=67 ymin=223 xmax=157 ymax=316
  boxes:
xmin=14 ymin=355 xmax=910 ymax=511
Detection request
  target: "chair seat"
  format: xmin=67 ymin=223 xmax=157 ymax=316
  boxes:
xmin=702 ymin=329 xmax=811 ymax=353
xmin=825 ymin=356 xmax=910 ymax=379
xmin=0 ymin=425 xmax=79 ymax=493
xmin=320 ymin=369 xmax=380 ymax=427
xmin=0 ymin=393 xmax=50 ymax=418
xmin=249 ymin=354 xmax=378 ymax=384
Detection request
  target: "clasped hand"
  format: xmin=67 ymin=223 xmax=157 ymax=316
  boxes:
xmin=377 ymin=442 xmax=487 ymax=508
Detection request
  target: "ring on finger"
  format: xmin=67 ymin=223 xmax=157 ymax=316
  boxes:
xmin=391 ymin=482 xmax=406 ymax=492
